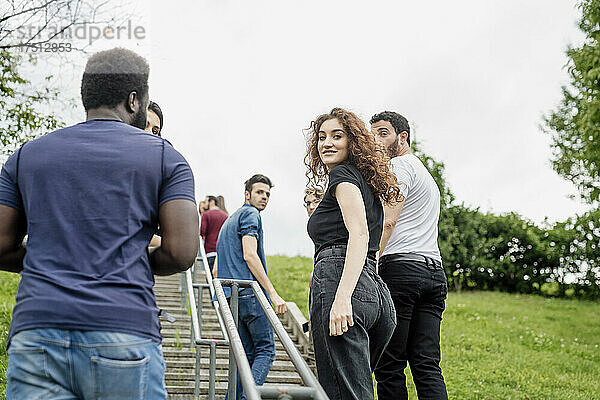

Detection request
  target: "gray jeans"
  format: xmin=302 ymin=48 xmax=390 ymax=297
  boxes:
xmin=310 ymin=245 xmax=396 ymax=400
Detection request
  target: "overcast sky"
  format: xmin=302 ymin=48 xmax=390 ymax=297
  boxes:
xmin=20 ymin=0 xmax=592 ymax=257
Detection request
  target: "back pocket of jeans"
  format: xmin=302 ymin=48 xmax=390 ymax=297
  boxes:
xmin=7 ymin=346 xmax=48 ymax=376
xmin=7 ymin=346 xmax=53 ymax=399
xmin=91 ymin=355 xmax=150 ymax=399
xmin=352 ymin=288 xmax=377 ymax=303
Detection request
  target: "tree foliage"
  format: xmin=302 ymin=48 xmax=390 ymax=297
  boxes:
xmin=0 ymin=50 xmax=62 ymax=156
xmin=1 ymin=0 xmax=112 ymax=50
xmin=0 ymin=0 xmax=123 ymax=156
xmin=413 ymin=143 xmax=600 ymax=299
xmin=544 ymin=0 xmax=600 ymax=203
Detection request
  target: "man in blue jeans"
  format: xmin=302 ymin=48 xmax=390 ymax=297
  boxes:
xmin=216 ymin=174 xmax=287 ymax=400
xmin=371 ymin=111 xmax=449 ymax=400
xmin=0 ymin=48 xmax=199 ymax=399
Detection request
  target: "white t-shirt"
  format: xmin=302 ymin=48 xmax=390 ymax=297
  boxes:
xmin=382 ymin=153 xmax=442 ymax=261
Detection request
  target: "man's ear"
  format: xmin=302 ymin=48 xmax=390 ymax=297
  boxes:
xmin=244 ymin=190 xmax=250 ymax=202
xmin=400 ymin=131 xmax=408 ymax=143
xmin=126 ymin=91 xmax=139 ymax=113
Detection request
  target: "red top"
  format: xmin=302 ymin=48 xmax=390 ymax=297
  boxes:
xmin=200 ymin=208 xmax=229 ymax=253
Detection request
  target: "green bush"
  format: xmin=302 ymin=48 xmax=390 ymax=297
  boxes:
xmin=413 ymin=145 xmax=600 ymax=299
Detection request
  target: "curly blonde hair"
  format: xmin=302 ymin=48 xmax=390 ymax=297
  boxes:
xmin=304 ymin=107 xmax=403 ymax=204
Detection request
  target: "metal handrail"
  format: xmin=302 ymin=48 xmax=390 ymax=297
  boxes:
xmin=185 ymin=268 xmax=201 ymax=344
xmin=181 ymin=238 xmax=328 ymax=399
xmin=213 ymin=278 xmax=329 ymax=400
xmin=181 ymin=238 xmax=230 ymax=399
xmin=214 ymin=280 xmax=261 ymax=400
xmin=197 ymin=242 xmax=229 ymax=340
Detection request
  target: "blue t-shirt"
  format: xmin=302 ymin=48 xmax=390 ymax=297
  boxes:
xmin=216 ymin=204 xmax=267 ymax=298
xmin=0 ymin=119 xmax=195 ymax=345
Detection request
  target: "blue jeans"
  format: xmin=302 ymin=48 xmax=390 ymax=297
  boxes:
xmin=6 ymin=328 xmax=167 ymax=400
xmin=226 ymin=291 xmax=276 ymax=400
xmin=310 ymin=245 xmax=397 ymax=400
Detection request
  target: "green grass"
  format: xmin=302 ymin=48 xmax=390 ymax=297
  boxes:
xmin=268 ymin=255 xmax=313 ymax=316
xmin=1 ymin=259 xmax=599 ymax=399
xmin=268 ymin=255 xmax=600 ymax=400
xmin=0 ymin=271 xmax=20 ymax=399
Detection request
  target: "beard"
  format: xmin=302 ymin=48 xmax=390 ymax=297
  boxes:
xmin=386 ymin=136 xmax=400 ymax=158
xmin=131 ymin=106 xmax=148 ymax=130
xmin=249 ymin=194 xmax=267 ymax=211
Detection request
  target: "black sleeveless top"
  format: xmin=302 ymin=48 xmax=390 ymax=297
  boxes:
xmin=307 ymin=164 xmax=383 ymax=258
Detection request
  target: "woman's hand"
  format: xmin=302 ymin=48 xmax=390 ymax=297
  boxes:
xmin=329 ymin=294 xmax=353 ymax=336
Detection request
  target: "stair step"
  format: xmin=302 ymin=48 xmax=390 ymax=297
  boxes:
xmin=166 ymin=359 xmax=297 ymax=372
xmin=163 ymin=348 xmax=294 ymax=362
xmin=162 ymin=338 xmax=291 ymax=353
xmin=161 ymin=327 xmax=298 ymax=341
xmin=167 ymin=383 xmax=227 ymax=395
xmin=168 ymin=394 xmax=224 ymax=400
xmin=165 ymin=370 xmax=302 ymax=384
xmin=154 ymin=273 xmax=314 ymax=399
xmin=166 ymin=382 xmax=310 ymax=393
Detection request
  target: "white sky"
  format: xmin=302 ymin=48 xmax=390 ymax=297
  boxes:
xmin=21 ymin=0 xmax=592 ymax=257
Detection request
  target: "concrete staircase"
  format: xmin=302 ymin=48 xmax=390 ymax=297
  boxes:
xmin=153 ymin=272 xmax=314 ymax=399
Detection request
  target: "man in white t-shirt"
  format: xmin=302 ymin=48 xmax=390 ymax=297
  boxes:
xmin=371 ymin=111 xmax=448 ymax=400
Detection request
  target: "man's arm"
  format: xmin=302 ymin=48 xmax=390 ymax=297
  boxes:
xmin=242 ymin=235 xmax=287 ymax=315
xmin=150 ymin=199 xmax=199 ymax=276
xmin=379 ymin=158 xmax=410 ymax=255
xmin=0 ymin=205 xmax=26 ymax=273
xmin=378 ymin=196 xmax=406 ymax=255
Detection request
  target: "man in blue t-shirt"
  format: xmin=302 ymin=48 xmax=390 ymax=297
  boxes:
xmin=216 ymin=174 xmax=286 ymax=400
xmin=0 ymin=48 xmax=199 ymax=400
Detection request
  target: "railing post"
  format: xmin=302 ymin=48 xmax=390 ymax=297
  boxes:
xmin=192 ymin=257 xmax=198 ymax=285
xmin=209 ymin=341 xmax=217 ymax=400
xmin=197 ymin=286 xmax=204 ymax=342
xmin=195 ymin=345 xmax=201 ymax=398
xmin=189 ymin=291 xmax=195 ymax=350
xmin=228 ymin=282 xmax=239 ymax=400
xmin=180 ymin=271 xmax=186 ymax=308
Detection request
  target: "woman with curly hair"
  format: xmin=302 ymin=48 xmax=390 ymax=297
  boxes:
xmin=305 ymin=107 xmax=402 ymax=400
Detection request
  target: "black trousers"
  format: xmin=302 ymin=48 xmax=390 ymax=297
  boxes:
xmin=374 ymin=255 xmax=449 ymax=400
xmin=310 ymin=245 xmax=396 ymax=400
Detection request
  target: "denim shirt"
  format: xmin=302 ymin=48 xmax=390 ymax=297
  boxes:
xmin=216 ymin=204 xmax=268 ymax=298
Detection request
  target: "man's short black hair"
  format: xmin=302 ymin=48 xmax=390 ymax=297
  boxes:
xmin=148 ymin=101 xmax=163 ymax=131
xmin=244 ymin=174 xmax=273 ymax=193
xmin=207 ymin=195 xmax=218 ymax=204
xmin=81 ymin=48 xmax=149 ymax=111
xmin=370 ymin=111 xmax=411 ymax=145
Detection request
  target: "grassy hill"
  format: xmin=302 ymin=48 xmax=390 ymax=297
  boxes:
xmin=1 ymin=257 xmax=599 ymax=399
xmin=267 ymin=255 xmax=600 ymax=400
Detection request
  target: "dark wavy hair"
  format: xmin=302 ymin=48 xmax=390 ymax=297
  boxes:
xmin=148 ymin=101 xmax=163 ymax=132
xmin=81 ymin=47 xmax=149 ymax=111
xmin=370 ymin=111 xmax=410 ymax=145
xmin=244 ymin=174 xmax=273 ymax=192
xmin=304 ymin=108 xmax=402 ymax=204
